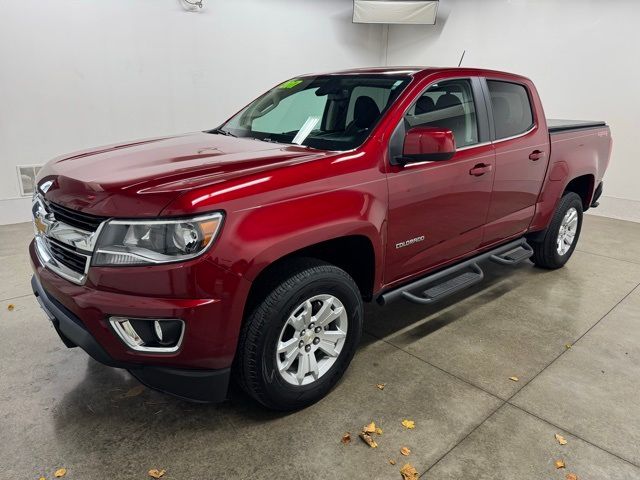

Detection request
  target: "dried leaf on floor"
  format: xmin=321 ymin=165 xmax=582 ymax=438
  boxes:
xmin=566 ymin=473 xmax=579 ymax=480
xmin=120 ymin=385 xmax=145 ymax=398
xmin=389 ymin=459 xmax=396 ymax=465
xmin=363 ymin=421 xmax=377 ymax=434
xmin=148 ymin=469 xmax=166 ymax=479
xmin=376 ymin=383 xmax=386 ymax=390
xmin=341 ymin=432 xmax=351 ymax=445
xmin=555 ymin=459 xmax=566 ymax=469
xmin=7 ymin=304 xmax=15 ymax=311
xmin=359 ymin=432 xmax=378 ymax=448
xmin=375 ymin=427 xmax=383 ymax=435
xmin=400 ymin=463 xmax=419 ymax=480
xmin=400 ymin=447 xmax=411 ymax=456
xmin=565 ymin=343 xmax=572 ymax=349
xmin=509 ymin=376 xmax=519 ymax=382
xmin=54 ymin=468 xmax=66 ymax=478
xmin=555 ymin=433 xmax=568 ymax=445
xmin=39 ymin=477 xmax=46 ymax=480
xmin=401 ymin=419 xmax=415 ymax=429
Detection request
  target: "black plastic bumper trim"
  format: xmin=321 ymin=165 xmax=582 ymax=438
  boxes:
xmin=31 ymin=274 xmax=230 ymax=403
xmin=591 ymin=181 xmax=603 ymax=208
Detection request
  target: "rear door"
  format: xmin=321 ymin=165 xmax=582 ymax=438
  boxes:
xmin=385 ymin=77 xmax=495 ymax=285
xmin=481 ymin=78 xmax=550 ymax=246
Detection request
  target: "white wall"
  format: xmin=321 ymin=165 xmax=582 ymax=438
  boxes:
xmin=0 ymin=0 xmax=383 ymax=224
xmin=386 ymin=0 xmax=640 ymax=222
xmin=3 ymin=0 xmax=638 ymax=225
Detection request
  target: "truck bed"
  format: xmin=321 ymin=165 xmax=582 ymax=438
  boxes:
xmin=547 ymin=119 xmax=607 ymax=134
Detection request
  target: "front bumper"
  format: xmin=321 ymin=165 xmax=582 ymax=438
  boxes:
xmin=32 ymin=274 xmax=231 ymax=402
xmin=30 ymin=239 xmax=252 ymax=402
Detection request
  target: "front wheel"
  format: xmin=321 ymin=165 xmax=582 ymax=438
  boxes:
xmin=236 ymin=259 xmax=363 ymax=410
xmin=530 ymin=192 xmax=583 ymax=269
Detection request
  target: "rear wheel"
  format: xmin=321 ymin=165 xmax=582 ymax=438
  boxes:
xmin=236 ymin=258 xmax=363 ymax=410
xmin=530 ymin=192 xmax=583 ymax=269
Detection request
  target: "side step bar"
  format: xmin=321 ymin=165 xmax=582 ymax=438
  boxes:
xmin=378 ymin=238 xmax=533 ymax=306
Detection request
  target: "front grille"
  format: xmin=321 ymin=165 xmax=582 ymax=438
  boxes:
xmin=48 ymin=239 xmax=88 ymax=274
xmin=49 ymin=202 xmax=106 ymax=232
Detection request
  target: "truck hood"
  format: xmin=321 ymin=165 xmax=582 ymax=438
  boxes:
xmin=39 ymin=132 xmax=332 ymax=217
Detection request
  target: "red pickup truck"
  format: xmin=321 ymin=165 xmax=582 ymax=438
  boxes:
xmin=30 ymin=67 xmax=611 ymax=410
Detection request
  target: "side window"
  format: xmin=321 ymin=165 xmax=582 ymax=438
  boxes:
xmin=405 ymin=79 xmax=478 ymax=148
xmin=252 ymin=88 xmax=327 ymax=133
xmin=487 ymin=80 xmax=534 ymax=139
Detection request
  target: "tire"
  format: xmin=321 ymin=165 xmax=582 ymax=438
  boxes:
xmin=530 ymin=192 xmax=583 ymax=269
xmin=236 ymin=258 xmax=363 ymax=411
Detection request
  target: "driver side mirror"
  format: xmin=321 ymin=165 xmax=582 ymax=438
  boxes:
xmin=397 ymin=126 xmax=456 ymax=165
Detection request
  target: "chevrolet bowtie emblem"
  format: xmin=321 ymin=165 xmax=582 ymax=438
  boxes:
xmin=34 ymin=214 xmax=48 ymax=235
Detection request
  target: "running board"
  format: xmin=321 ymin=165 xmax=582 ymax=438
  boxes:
xmin=489 ymin=243 xmax=533 ymax=265
xmin=378 ymin=238 xmax=532 ymax=306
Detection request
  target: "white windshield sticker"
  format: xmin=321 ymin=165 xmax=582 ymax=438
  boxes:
xmin=292 ymin=116 xmax=320 ymax=145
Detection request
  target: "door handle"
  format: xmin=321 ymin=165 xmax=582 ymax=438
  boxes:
xmin=469 ymin=163 xmax=492 ymax=176
xmin=529 ymin=150 xmax=545 ymax=161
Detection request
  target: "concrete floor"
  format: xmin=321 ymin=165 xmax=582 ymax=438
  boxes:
xmin=1 ymin=215 xmax=639 ymax=480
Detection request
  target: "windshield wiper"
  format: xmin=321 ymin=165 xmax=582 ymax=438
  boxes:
xmin=209 ymin=128 xmax=237 ymax=137
xmin=255 ymin=137 xmax=280 ymax=144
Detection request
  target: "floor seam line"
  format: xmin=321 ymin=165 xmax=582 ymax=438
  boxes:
xmin=420 ymin=402 xmax=508 ymax=477
xmin=575 ymin=248 xmax=640 ymax=266
xmin=0 ymin=293 xmax=32 ymax=303
xmin=507 ymin=403 xmax=640 ymax=469
xmin=503 ymin=281 xmax=640 ymax=405
xmin=366 ymin=281 xmax=639 ymax=476
xmin=364 ymin=330 xmax=505 ymax=402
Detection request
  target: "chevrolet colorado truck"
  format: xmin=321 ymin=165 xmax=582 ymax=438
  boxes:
xmin=30 ymin=67 xmax=611 ymax=410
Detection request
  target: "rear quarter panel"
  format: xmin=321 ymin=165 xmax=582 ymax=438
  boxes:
xmin=529 ymin=126 xmax=612 ymax=231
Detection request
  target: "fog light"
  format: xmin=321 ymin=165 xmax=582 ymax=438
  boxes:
xmin=110 ymin=317 xmax=185 ymax=353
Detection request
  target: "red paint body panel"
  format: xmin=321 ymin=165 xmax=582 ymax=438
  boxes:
xmin=31 ymin=67 xmax=612 ymax=379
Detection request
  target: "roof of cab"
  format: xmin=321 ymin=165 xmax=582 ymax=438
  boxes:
xmin=323 ymin=66 xmax=530 ymax=82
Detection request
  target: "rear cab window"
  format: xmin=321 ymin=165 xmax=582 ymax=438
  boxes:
xmin=486 ymin=80 xmax=534 ymax=139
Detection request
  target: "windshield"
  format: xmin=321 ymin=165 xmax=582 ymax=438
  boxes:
xmin=215 ymin=75 xmax=411 ymax=151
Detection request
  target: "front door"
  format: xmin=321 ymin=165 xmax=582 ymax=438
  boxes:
xmin=385 ymin=78 xmax=495 ymax=286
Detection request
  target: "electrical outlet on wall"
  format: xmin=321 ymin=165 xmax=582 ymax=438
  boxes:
xmin=16 ymin=165 xmax=42 ymax=197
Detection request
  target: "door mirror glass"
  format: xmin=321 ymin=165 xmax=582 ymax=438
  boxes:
xmin=399 ymin=126 xmax=456 ymax=164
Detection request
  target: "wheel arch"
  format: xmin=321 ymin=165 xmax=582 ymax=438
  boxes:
xmin=243 ymin=233 xmax=378 ymax=320
xmin=563 ymin=174 xmax=595 ymax=210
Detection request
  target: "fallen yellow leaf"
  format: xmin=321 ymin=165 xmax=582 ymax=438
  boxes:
xmin=400 ymin=463 xmax=419 ymax=480
xmin=509 ymin=376 xmax=519 ymax=382
xmin=376 ymin=383 xmax=386 ymax=390
xmin=120 ymin=385 xmax=145 ymax=398
xmin=401 ymin=419 xmax=415 ymax=429
xmin=363 ymin=422 xmax=376 ymax=434
xmin=565 ymin=344 xmax=572 ymax=349
xmin=39 ymin=477 xmax=46 ymax=480
xmin=555 ymin=459 xmax=566 ymax=469
xmin=148 ymin=469 xmax=166 ymax=479
xmin=375 ymin=427 xmax=383 ymax=435
xmin=400 ymin=446 xmax=411 ymax=456
xmin=555 ymin=433 xmax=568 ymax=445
xmin=389 ymin=459 xmax=397 ymax=465
xmin=7 ymin=304 xmax=15 ymax=311
xmin=359 ymin=432 xmax=378 ymax=448
xmin=54 ymin=469 xmax=66 ymax=478
xmin=566 ymin=474 xmax=579 ymax=480
xmin=341 ymin=432 xmax=351 ymax=445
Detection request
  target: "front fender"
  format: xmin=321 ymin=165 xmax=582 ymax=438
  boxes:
xmin=218 ymin=188 xmax=387 ymax=287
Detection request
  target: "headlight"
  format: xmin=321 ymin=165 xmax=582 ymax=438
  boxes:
xmin=93 ymin=212 xmax=223 ymax=266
